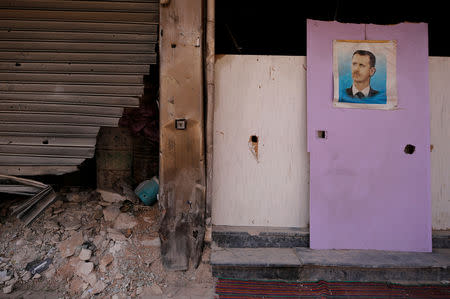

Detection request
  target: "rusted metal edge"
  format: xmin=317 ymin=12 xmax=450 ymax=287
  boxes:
xmin=2 ymin=166 xmax=78 ymax=176
xmin=0 ymin=174 xmax=47 ymax=188
xmin=0 ymin=174 xmax=59 ymax=226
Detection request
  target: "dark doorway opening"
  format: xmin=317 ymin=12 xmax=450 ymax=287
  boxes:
xmin=216 ymin=0 xmax=449 ymax=56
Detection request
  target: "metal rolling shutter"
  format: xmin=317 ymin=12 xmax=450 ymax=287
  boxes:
xmin=0 ymin=0 xmax=158 ymax=176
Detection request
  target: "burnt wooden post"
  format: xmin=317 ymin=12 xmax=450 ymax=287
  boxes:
xmin=159 ymin=0 xmax=206 ymax=270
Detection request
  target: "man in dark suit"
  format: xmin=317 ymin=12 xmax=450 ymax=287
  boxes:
xmin=345 ymin=50 xmax=378 ymax=99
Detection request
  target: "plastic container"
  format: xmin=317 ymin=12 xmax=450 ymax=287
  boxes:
xmin=134 ymin=176 xmax=159 ymax=206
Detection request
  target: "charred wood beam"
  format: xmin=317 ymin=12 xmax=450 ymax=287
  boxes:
xmin=159 ymin=0 xmax=205 ymax=271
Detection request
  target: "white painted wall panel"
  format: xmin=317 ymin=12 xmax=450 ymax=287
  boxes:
xmin=212 ymin=55 xmax=309 ymax=227
xmin=430 ymin=57 xmax=450 ymax=230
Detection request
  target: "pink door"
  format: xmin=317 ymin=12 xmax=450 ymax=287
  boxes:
xmin=307 ymin=20 xmax=431 ymax=252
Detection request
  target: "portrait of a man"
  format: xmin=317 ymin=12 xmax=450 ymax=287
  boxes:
xmin=346 ymin=50 xmax=378 ymax=99
xmin=333 ymin=40 xmax=397 ymax=110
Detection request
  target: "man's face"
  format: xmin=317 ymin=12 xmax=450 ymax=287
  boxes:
xmin=351 ymin=54 xmax=375 ymax=84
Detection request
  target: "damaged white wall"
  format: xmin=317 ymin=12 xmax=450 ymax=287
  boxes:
xmin=213 ymin=55 xmax=449 ymax=230
xmin=430 ymin=57 xmax=450 ymax=230
xmin=212 ymin=55 xmax=309 ymax=227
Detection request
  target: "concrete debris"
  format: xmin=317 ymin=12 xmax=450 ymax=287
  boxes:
xmin=115 ymin=273 xmax=124 ymax=280
xmin=66 ymin=193 xmax=81 ymax=203
xmin=136 ymin=285 xmax=144 ymax=295
xmin=103 ymin=205 xmax=121 ymax=222
xmin=78 ymin=249 xmax=92 ymax=261
xmin=60 ymin=215 xmax=81 ymax=231
xmin=149 ymin=283 xmax=163 ymax=295
xmin=107 ymin=228 xmax=127 ymax=242
xmin=99 ymin=254 xmax=114 ymax=273
xmin=43 ymin=265 xmax=56 ymax=279
xmin=0 ymin=188 xmax=213 ymax=297
xmin=76 ymin=262 xmax=94 ymax=277
xmin=109 ymin=242 xmax=124 ymax=254
xmin=83 ymin=272 xmax=97 ymax=286
xmin=59 ymin=231 xmax=84 ymax=258
xmin=21 ymin=271 xmax=32 ymax=282
xmin=3 ymin=284 xmax=13 ymax=294
xmin=112 ymin=178 xmax=140 ymax=204
xmin=0 ymin=270 xmax=10 ymax=282
xmin=69 ymin=277 xmax=87 ymax=295
xmin=92 ymin=280 xmax=107 ymax=294
xmin=113 ymin=213 xmax=138 ymax=230
xmin=15 ymin=239 xmax=26 ymax=246
xmin=141 ymin=237 xmax=161 ymax=247
xmin=97 ymin=189 xmax=125 ymax=203
xmin=81 ymin=241 xmax=96 ymax=252
xmin=81 ymin=288 xmax=92 ymax=299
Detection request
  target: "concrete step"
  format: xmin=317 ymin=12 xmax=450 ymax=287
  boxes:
xmin=211 ymin=247 xmax=450 ymax=283
xmin=213 ymin=225 xmax=450 ymax=249
xmin=212 ymin=225 xmax=309 ymax=248
xmin=433 ymin=230 xmax=450 ymax=248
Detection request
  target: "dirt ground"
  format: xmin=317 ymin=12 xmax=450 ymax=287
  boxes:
xmin=0 ymin=188 xmax=216 ymax=299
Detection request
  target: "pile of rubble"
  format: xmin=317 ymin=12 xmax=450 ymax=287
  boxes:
xmin=0 ymin=188 xmax=213 ymax=298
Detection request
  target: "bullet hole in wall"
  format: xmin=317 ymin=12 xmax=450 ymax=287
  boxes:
xmin=404 ymin=144 xmax=415 ymax=154
xmin=248 ymin=135 xmax=259 ymax=162
xmin=317 ymin=130 xmax=327 ymax=139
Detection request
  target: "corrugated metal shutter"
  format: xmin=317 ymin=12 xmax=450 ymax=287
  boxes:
xmin=0 ymin=0 xmax=158 ymax=176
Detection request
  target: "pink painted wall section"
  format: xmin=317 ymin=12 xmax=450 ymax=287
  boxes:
xmin=307 ymin=20 xmax=431 ymax=252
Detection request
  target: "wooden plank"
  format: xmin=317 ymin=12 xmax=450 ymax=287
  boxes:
xmin=0 ymin=62 xmax=150 ymax=75
xmin=0 ymin=20 xmax=157 ymax=34
xmin=0 ymin=83 xmax=143 ymax=96
xmin=0 ymin=136 xmax=97 ymax=147
xmin=0 ymin=124 xmax=99 ymax=137
xmin=0 ymin=30 xmax=157 ymax=43
xmin=0 ymin=113 xmax=119 ymax=127
xmin=0 ymin=41 xmax=156 ymax=53
xmin=159 ymin=0 xmax=205 ymax=271
xmin=0 ymin=155 xmax=85 ymax=166
xmin=0 ymin=93 xmax=139 ymax=107
xmin=0 ymin=73 xmax=143 ymax=85
xmin=0 ymin=102 xmax=123 ymax=117
xmin=0 ymin=1 xmax=159 ymax=12
xmin=0 ymin=10 xmax=158 ymax=23
xmin=1 ymin=166 xmax=78 ymax=176
xmin=0 ymin=144 xmax=94 ymax=158
xmin=0 ymin=51 xmax=156 ymax=64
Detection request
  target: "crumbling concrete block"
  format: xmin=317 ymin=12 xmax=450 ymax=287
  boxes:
xmin=59 ymin=231 xmax=83 ymax=258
